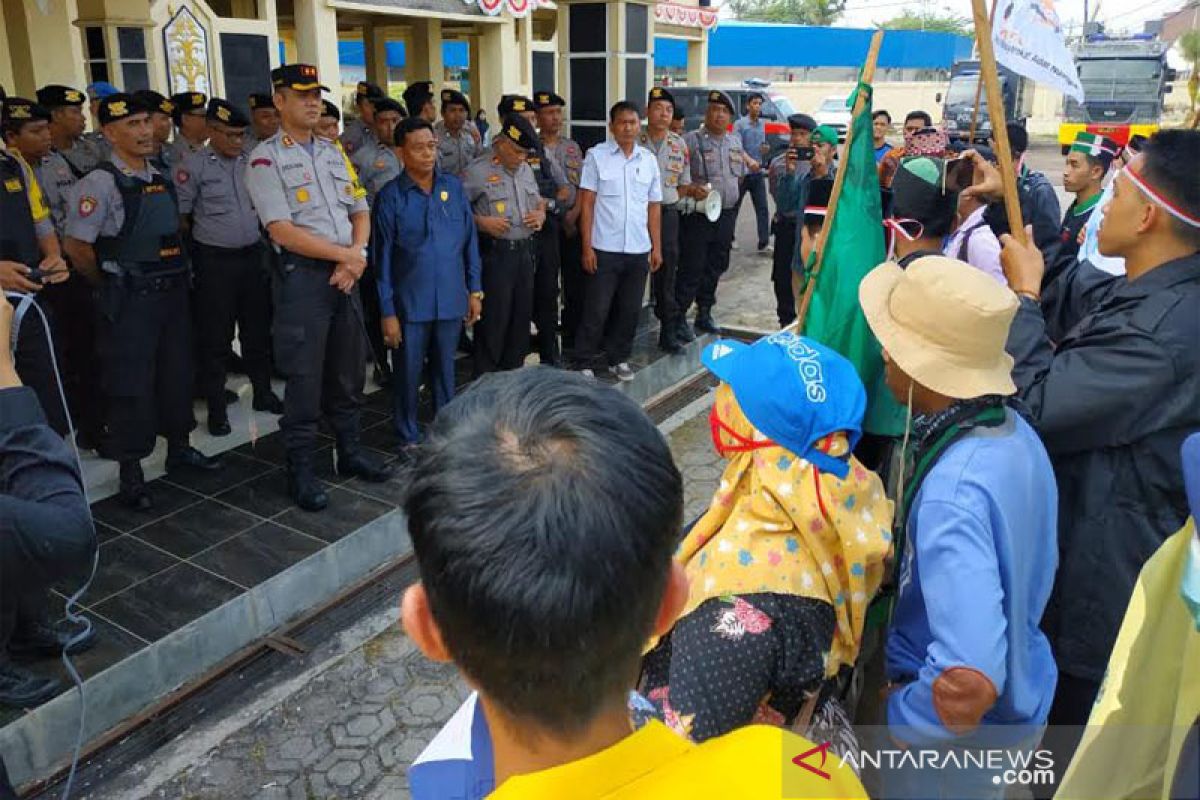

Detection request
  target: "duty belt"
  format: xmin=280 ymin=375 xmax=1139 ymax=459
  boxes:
xmin=195 ymin=240 xmax=265 ymax=257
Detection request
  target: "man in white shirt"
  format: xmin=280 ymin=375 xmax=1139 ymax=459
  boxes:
xmin=576 ymin=101 xmax=663 ymax=381
xmin=943 ymin=145 xmax=1004 ymax=285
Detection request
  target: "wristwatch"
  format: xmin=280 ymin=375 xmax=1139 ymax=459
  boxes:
xmin=470 ymin=291 xmax=485 ymax=300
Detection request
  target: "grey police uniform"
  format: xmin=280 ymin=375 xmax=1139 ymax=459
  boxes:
xmin=525 ymin=146 xmax=569 ymax=364
xmin=538 ymin=136 xmax=584 ymax=358
xmin=639 ymin=129 xmax=691 ymax=335
xmin=64 ymin=153 xmax=195 ymax=462
xmin=339 ymin=117 xmax=374 ymax=156
xmin=59 ymin=136 xmax=103 ymax=178
xmin=434 ymin=120 xmax=483 ymax=177
xmin=677 ymin=127 xmax=746 ymax=322
xmin=33 ymin=150 xmax=78 ymax=236
xmin=176 ymin=146 xmax=274 ymax=415
xmin=162 ymin=137 xmax=205 ymax=174
xmin=461 ymin=150 xmax=542 ymax=374
xmin=243 ymin=129 xmax=371 ymax=463
xmin=349 ymin=136 xmax=401 ymax=202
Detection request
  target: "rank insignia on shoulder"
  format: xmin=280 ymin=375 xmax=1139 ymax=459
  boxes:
xmin=487 ymin=174 xmax=501 ymax=183
xmin=282 ymin=135 xmax=295 ymax=148
xmin=78 ymin=196 xmax=97 ymax=217
xmin=296 ymin=188 xmax=310 ymax=203
xmin=440 ymin=190 xmax=449 ymax=201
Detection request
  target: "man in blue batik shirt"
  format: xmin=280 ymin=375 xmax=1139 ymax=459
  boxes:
xmin=371 ymin=117 xmax=482 ymax=455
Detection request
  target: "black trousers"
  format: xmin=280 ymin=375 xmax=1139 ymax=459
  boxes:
xmin=652 ymin=209 xmax=681 ymax=330
xmin=677 ymin=208 xmax=737 ymax=317
xmin=533 ymin=215 xmax=562 ymax=363
xmin=193 ymin=242 xmax=273 ymax=409
xmin=574 ymin=250 xmax=650 ymax=369
xmin=361 ymin=253 xmax=388 ymax=375
xmin=560 ymin=225 xmax=584 ymax=349
xmin=474 ymin=239 xmax=536 ymax=375
xmin=9 ymin=294 xmax=69 ymax=436
xmin=271 ymin=259 xmax=365 ymax=461
xmin=38 ymin=277 xmax=103 ymax=440
xmin=95 ymin=277 xmax=196 ymax=462
xmin=772 ymin=215 xmax=798 ymax=327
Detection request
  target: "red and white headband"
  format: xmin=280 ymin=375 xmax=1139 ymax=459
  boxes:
xmin=1123 ymin=166 xmax=1200 ymax=229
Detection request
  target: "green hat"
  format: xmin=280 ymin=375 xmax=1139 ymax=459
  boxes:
xmin=812 ymin=125 xmax=838 ymax=146
xmin=1069 ymin=131 xmax=1119 ymax=165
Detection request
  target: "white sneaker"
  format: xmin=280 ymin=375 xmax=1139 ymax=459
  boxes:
xmin=580 ymin=368 xmax=595 ymax=379
xmin=609 ymin=363 xmax=635 ymax=382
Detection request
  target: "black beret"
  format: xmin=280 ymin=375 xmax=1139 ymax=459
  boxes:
xmin=355 ymin=81 xmax=384 ymax=100
xmin=372 ymin=97 xmax=406 ymax=117
xmin=672 ymin=106 xmax=685 ymax=121
xmin=320 ymin=100 xmax=340 ymax=121
xmin=132 ymin=90 xmax=173 ymax=116
xmin=98 ymin=93 xmax=150 ymax=125
xmin=706 ymin=90 xmax=735 ymax=113
xmin=402 ymin=81 xmax=434 ymax=116
xmin=271 ymin=64 xmax=329 ymax=92
xmin=35 ymin=84 xmax=86 ymax=108
xmin=788 ymin=113 xmax=816 ymax=131
xmin=647 ymin=86 xmax=675 ymax=107
xmin=497 ymin=94 xmax=533 ymax=116
xmin=207 ymin=97 xmax=248 ymax=127
xmin=248 ymin=93 xmax=274 ymax=111
xmin=2 ymin=97 xmax=50 ymax=126
xmin=440 ymin=88 xmax=470 ymax=112
xmin=170 ymin=91 xmax=207 ymax=114
xmin=497 ymin=113 xmax=538 ymax=151
xmin=533 ymin=91 xmax=565 ymax=110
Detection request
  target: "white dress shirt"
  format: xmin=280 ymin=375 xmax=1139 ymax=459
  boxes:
xmin=943 ymin=204 xmax=1005 ymax=285
xmin=580 ymin=140 xmax=662 ymax=255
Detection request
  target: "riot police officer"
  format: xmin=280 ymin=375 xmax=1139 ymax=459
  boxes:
xmin=244 ymin=92 xmax=280 ymax=154
xmin=164 ymin=91 xmax=208 ymax=170
xmin=435 ymin=88 xmax=481 ymax=177
xmin=462 ymin=115 xmax=546 ymax=375
xmin=131 ymin=90 xmax=176 ymax=172
xmin=176 ymin=98 xmax=283 ymax=436
xmin=63 ymin=93 xmax=221 ymax=510
xmin=244 ymin=64 xmax=391 ymax=511
xmin=36 ymin=85 xmax=97 ymax=178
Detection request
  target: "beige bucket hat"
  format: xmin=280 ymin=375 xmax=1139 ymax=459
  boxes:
xmin=859 ymin=255 xmax=1019 ymax=399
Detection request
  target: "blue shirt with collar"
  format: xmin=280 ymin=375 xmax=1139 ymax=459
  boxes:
xmin=371 ymin=167 xmax=482 ymax=323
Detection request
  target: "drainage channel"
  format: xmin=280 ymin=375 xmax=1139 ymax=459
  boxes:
xmin=23 ymin=347 xmax=755 ymax=799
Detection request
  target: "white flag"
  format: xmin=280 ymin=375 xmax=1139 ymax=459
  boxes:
xmin=992 ymin=0 xmax=1084 ymax=103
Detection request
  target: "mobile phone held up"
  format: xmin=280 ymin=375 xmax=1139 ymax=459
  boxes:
xmin=791 ymin=146 xmax=815 ymax=162
xmin=944 ymin=156 xmax=976 ymax=194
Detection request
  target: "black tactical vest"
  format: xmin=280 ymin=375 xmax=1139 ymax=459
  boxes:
xmin=0 ymin=153 xmax=42 ymax=266
xmin=93 ymin=162 xmax=186 ymax=277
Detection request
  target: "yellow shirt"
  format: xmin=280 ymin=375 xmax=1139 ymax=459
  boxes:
xmin=3 ymin=148 xmax=52 ymax=226
xmin=489 ymin=721 xmax=867 ymax=799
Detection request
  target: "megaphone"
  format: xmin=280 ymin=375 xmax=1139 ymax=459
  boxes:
xmin=702 ymin=188 xmax=722 ymax=222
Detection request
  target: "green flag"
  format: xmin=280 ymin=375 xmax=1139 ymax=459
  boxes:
xmin=800 ymin=85 xmax=906 ymax=437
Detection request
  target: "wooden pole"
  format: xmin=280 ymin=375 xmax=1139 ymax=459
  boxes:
xmin=793 ymin=29 xmax=884 ymax=332
xmin=967 ymin=0 xmax=1000 ymax=142
xmin=970 ymin=0 xmax=1026 ymax=245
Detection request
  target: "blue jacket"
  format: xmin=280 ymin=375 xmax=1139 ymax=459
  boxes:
xmin=886 ymin=409 xmax=1058 ymax=745
xmin=371 ymin=168 xmax=482 ymax=323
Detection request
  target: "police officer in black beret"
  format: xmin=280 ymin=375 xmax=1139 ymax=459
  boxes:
xmin=131 ymin=90 xmax=175 ymax=172
xmin=165 ymin=91 xmax=209 ymax=170
xmin=244 ymin=92 xmax=280 ymax=154
xmin=63 ymin=94 xmax=222 ymax=510
xmin=403 ymin=81 xmax=436 ymax=123
xmin=317 ymin=99 xmax=342 ymax=141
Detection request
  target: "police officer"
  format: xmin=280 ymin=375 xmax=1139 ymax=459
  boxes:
xmin=36 ymin=85 xmax=97 ymax=177
xmin=63 ymin=93 xmax=221 ymax=510
xmin=340 ymin=81 xmax=383 ymax=155
xmin=677 ymin=90 xmax=751 ymax=339
xmin=82 ymin=82 xmax=118 ymax=166
xmin=349 ymin=97 xmax=403 ymax=201
xmin=462 ymin=115 xmax=546 ymax=375
xmin=435 ymin=88 xmax=481 ymax=177
xmin=639 ymin=87 xmax=699 ymax=354
xmin=403 ymin=81 xmax=436 ymax=123
xmin=244 ymin=64 xmax=391 ymax=511
xmin=767 ymin=112 xmax=815 ymax=328
xmin=132 ymin=90 xmax=176 ymax=172
xmin=164 ymin=91 xmax=208 ymax=170
xmin=176 ymin=98 xmax=283 ymax=437
xmin=317 ymin=99 xmax=342 ymax=142
xmin=244 ymin=92 xmax=280 ymax=155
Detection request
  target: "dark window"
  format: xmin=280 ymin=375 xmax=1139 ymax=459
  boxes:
xmin=118 ymin=26 xmax=146 ymax=59
xmin=572 ymin=123 xmax=606 ymax=152
xmin=625 ymin=4 xmax=648 ymax=54
xmin=85 ymin=26 xmax=106 ymax=58
xmin=220 ymin=33 xmax=272 ymax=117
xmin=533 ymin=52 xmax=555 ymax=94
xmin=122 ymin=62 xmax=150 ymax=91
xmin=625 ymin=58 xmax=647 ymax=112
xmin=88 ymin=63 xmax=110 ymax=84
xmin=570 ymin=57 xmax=607 ymax=122
xmin=569 ymin=4 xmax=606 ymax=53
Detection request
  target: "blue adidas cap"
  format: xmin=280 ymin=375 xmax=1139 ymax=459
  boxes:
xmin=702 ymin=332 xmax=866 ymax=479
xmin=87 ymin=81 xmax=121 ymax=100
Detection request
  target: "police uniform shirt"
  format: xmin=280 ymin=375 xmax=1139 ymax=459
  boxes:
xmin=1 ymin=148 xmax=55 ymax=240
xmin=637 ymin=130 xmax=690 ymax=207
xmin=683 ymin=128 xmax=746 ymax=210
xmin=241 ymin=131 xmax=260 ymax=156
xmin=59 ymin=136 xmax=103 ymax=177
xmin=65 ymin=154 xmax=160 ymax=246
xmin=433 ymin=119 xmax=483 ymax=178
xmin=33 ymin=150 xmax=78 ymax=236
xmin=244 ymin=131 xmax=368 ymax=248
xmin=340 ymin=117 xmax=374 ymax=156
xmin=163 ymin=137 xmax=204 ymax=174
xmin=175 ymin=146 xmax=261 ymax=249
xmin=349 ymin=136 xmax=401 ymax=203
xmin=542 ymin=137 xmax=584 ymax=210
xmin=461 ymin=152 xmax=542 ymax=242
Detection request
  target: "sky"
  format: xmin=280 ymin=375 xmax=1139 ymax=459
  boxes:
xmin=835 ymin=0 xmax=1190 ymax=35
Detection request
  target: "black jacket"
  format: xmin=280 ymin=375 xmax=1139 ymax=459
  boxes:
xmin=1020 ymin=168 xmax=1063 ymax=253
xmin=1007 ymin=253 xmax=1200 ymax=682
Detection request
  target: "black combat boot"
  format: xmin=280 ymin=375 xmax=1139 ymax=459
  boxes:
xmin=118 ymin=460 xmax=152 ymax=511
xmin=287 ymin=459 xmax=329 ymax=512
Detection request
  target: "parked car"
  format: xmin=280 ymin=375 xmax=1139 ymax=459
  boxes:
xmin=813 ymin=94 xmax=851 ymax=142
xmin=668 ymin=84 xmax=798 ymax=162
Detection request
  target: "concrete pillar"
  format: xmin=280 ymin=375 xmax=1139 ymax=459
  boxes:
xmin=478 ymin=20 xmax=518 ymax=123
xmin=609 ymin=1 xmax=624 ymax=100
xmin=294 ymin=0 xmax=341 ymax=92
xmin=3 ymin=0 xmax=87 ymax=95
xmin=0 ymin=2 xmax=15 ymax=94
xmin=468 ymin=35 xmax=482 ymax=110
xmin=409 ymin=18 xmax=444 ymax=84
xmin=364 ymin=22 xmax=389 ymax=88
xmin=687 ymin=37 xmax=707 ymax=86
xmin=517 ymin=16 xmax=533 ymax=88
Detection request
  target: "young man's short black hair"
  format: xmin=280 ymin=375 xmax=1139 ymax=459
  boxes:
xmin=1006 ymin=121 xmax=1029 ymax=157
xmin=394 ymin=115 xmax=434 ymax=147
xmin=672 ymin=107 xmax=685 ymax=121
xmin=403 ymin=368 xmax=683 ymax=734
xmin=873 ymin=109 xmax=892 ymax=123
xmin=1140 ymin=129 xmax=1200 ymax=248
xmin=905 ymin=110 xmax=932 ymax=127
xmin=609 ymin=100 xmax=641 ymax=123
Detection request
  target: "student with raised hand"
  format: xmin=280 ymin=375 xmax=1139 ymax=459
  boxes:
xmin=401 ymin=368 xmax=866 ymax=800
